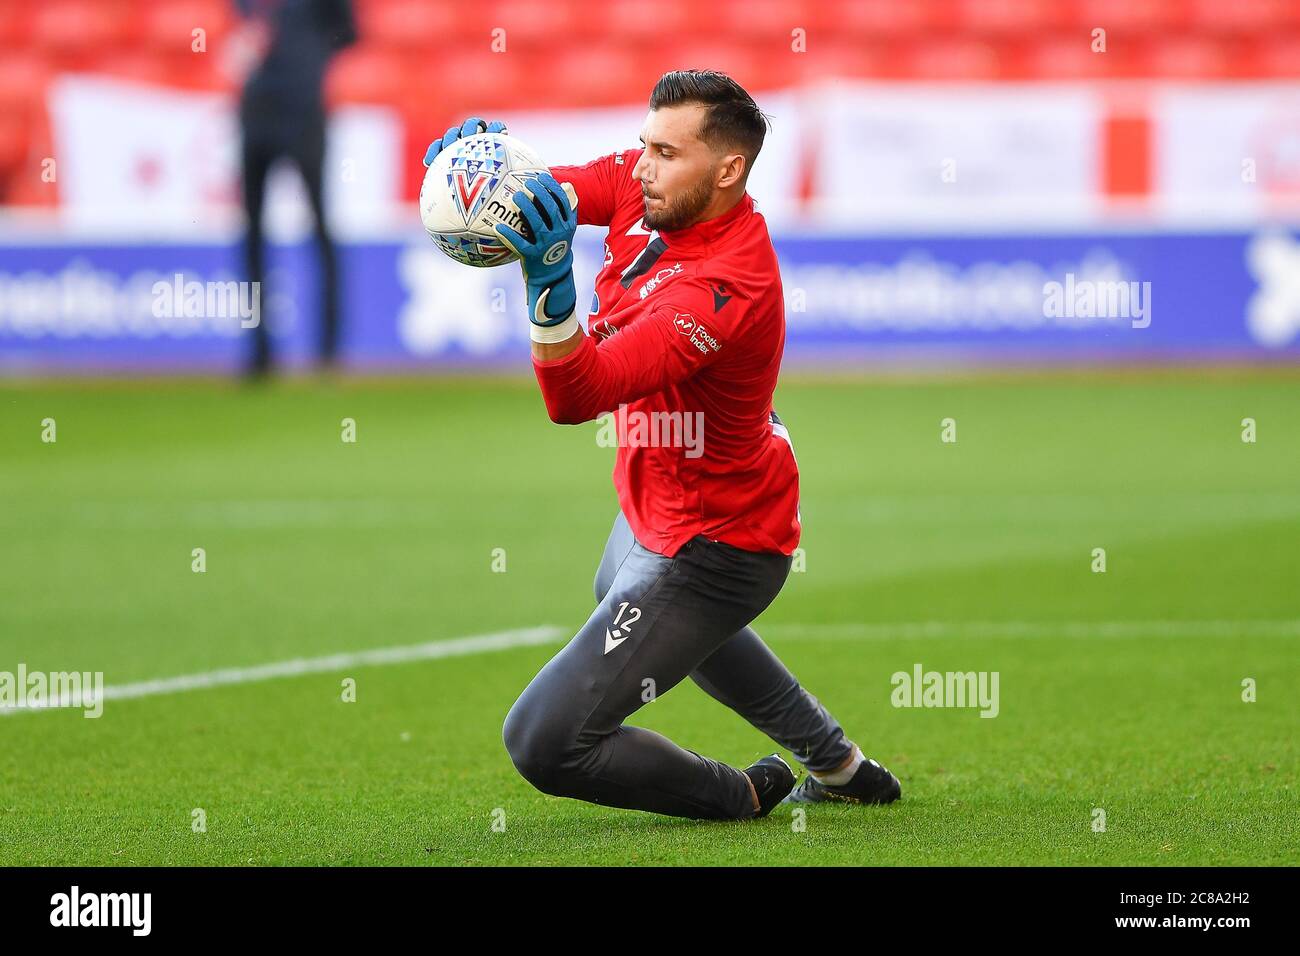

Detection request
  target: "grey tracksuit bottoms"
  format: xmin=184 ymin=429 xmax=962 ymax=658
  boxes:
xmin=502 ymin=510 xmax=853 ymax=820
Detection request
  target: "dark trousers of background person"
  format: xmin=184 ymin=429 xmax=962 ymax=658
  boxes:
xmin=240 ymin=116 xmax=340 ymax=375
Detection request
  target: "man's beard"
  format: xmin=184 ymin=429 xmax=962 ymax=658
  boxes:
xmin=641 ymin=173 xmax=715 ymax=231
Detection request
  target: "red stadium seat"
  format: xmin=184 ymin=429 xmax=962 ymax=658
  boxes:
xmin=1234 ymin=34 xmax=1300 ymax=77
xmin=547 ymin=44 xmax=651 ymax=107
xmin=0 ymin=53 xmax=51 ymax=201
xmin=955 ymin=0 xmax=1070 ymax=34
xmin=485 ymin=0 xmax=587 ymax=44
xmin=0 ymin=112 xmax=28 ymax=176
xmin=787 ymin=38 xmax=902 ymax=81
xmin=0 ymin=0 xmax=31 ymax=49
xmin=710 ymin=0 xmax=812 ymax=42
xmin=166 ymin=49 xmax=231 ymax=91
xmin=840 ymin=0 xmax=945 ymax=39
xmin=1068 ymin=0 xmax=1191 ymax=33
xmin=9 ymin=0 xmax=1295 ymax=140
xmin=86 ymin=51 xmax=180 ymax=87
xmin=2 ymin=94 xmax=58 ymax=206
xmin=428 ymin=48 xmax=533 ymax=110
xmin=29 ymin=0 xmax=133 ymax=57
xmin=360 ymin=0 xmax=484 ymax=48
xmin=591 ymin=0 xmax=695 ymax=43
xmin=1024 ymin=33 xmax=1137 ymax=78
xmin=1189 ymin=0 xmax=1293 ymax=33
xmin=904 ymin=37 xmax=1004 ymax=79
xmin=326 ymin=46 xmax=412 ymax=106
xmin=1143 ymin=35 xmax=1233 ymax=78
xmin=649 ymin=42 xmax=771 ymax=91
xmin=141 ymin=0 xmax=234 ymax=54
xmin=0 ymin=53 xmax=53 ymax=116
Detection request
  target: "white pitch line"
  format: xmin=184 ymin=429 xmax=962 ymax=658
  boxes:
xmin=760 ymin=620 xmax=1300 ymax=640
xmin=4 ymin=619 xmax=1296 ymax=718
xmin=0 ymin=625 xmax=566 ymax=716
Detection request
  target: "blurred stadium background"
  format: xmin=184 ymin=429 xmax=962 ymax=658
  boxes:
xmin=1 ymin=1 xmax=1298 ymax=866
xmin=1 ymin=0 xmax=1299 ymax=370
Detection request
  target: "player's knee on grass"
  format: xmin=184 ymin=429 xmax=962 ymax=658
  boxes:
xmin=502 ymin=692 xmax=587 ymax=796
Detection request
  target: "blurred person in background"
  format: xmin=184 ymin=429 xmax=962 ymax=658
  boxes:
xmin=233 ymin=0 xmax=357 ymax=378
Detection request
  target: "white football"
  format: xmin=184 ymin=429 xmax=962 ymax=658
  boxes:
xmin=418 ymin=131 xmax=550 ymax=268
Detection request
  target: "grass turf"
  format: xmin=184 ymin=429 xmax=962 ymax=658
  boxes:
xmin=0 ymin=372 xmax=1296 ymax=865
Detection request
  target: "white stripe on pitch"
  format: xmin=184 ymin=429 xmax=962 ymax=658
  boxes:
xmin=0 ymin=625 xmax=566 ymax=717
xmin=4 ymin=619 xmax=1294 ymax=717
xmin=760 ymin=620 xmax=1300 ymax=640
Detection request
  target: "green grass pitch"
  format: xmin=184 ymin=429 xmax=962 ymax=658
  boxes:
xmin=1 ymin=371 xmax=1296 ymax=865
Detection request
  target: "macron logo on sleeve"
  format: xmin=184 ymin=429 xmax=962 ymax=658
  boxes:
xmin=711 ymin=283 xmax=732 ymax=311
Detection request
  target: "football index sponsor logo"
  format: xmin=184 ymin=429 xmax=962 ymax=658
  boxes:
xmin=890 ymin=663 xmax=999 ymax=718
xmin=674 ymin=313 xmax=720 ymax=355
xmin=50 ymin=886 xmax=151 ymax=936
xmin=0 ymin=664 xmax=104 ymax=718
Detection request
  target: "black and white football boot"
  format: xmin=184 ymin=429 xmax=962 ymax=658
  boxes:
xmin=742 ymin=754 xmax=797 ymax=818
xmin=782 ymin=755 xmax=902 ymax=806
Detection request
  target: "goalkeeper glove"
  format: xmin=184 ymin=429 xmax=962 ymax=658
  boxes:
xmin=494 ymin=172 xmax=581 ymax=344
xmin=422 ymin=116 xmax=508 ymax=167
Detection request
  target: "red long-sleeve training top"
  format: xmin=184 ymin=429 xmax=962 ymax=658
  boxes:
xmin=536 ymin=148 xmax=800 ymax=558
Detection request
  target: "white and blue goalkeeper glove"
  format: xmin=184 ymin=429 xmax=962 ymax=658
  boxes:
xmin=421 ymin=116 xmax=508 ymax=166
xmin=494 ymin=172 xmax=580 ymax=344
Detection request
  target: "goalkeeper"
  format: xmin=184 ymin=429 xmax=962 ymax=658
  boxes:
xmin=423 ymin=71 xmax=901 ymax=820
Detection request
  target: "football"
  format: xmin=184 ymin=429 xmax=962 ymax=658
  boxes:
xmin=419 ymin=130 xmax=553 ymax=268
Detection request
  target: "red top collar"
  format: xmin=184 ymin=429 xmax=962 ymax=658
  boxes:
xmin=658 ymin=193 xmax=754 ymax=252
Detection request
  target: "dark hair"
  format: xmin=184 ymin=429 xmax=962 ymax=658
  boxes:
xmin=648 ymin=70 xmax=771 ymax=175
